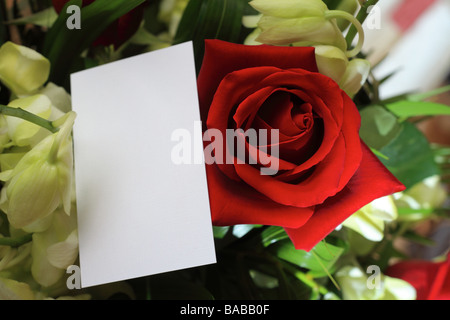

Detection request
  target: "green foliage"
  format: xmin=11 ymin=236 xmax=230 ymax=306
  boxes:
xmin=42 ymin=0 xmax=146 ymax=88
xmin=386 ymin=100 xmax=450 ymax=120
xmin=360 ymin=105 xmax=402 ymax=150
xmin=378 ymin=122 xmax=440 ymax=189
xmin=173 ymin=0 xmax=249 ymax=71
xmin=269 ymin=239 xmax=345 ymax=278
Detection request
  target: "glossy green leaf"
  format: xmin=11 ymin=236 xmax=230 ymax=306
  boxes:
xmin=378 ymin=122 xmax=441 ymax=189
xmin=174 ymin=0 xmax=247 ymax=70
xmin=212 ymin=226 xmax=230 ymax=239
xmin=386 ymin=100 xmax=450 ymax=119
xmin=43 ymin=0 xmax=146 ymax=88
xmin=396 ymin=207 xmax=434 ymax=221
xmin=407 ymin=84 xmax=450 ymax=102
xmin=270 ymin=240 xmax=345 ymax=278
xmin=260 ymin=226 xmax=289 ymax=247
xmin=360 ymin=105 xmax=402 ymax=150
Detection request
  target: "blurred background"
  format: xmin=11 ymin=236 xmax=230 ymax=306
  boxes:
xmin=362 ymin=0 xmax=450 ymax=260
xmin=363 ymin=0 xmax=450 ymax=99
xmin=362 ymin=0 xmax=450 ymax=144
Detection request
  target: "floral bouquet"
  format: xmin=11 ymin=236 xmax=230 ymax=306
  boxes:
xmin=0 ymin=0 xmax=449 ymax=301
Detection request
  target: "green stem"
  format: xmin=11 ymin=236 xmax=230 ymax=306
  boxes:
xmin=346 ymin=0 xmax=380 ymax=48
xmin=311 ymin=250 xmax=341 ymax=291
xmin=0 ymin=104 xmax=58 ymax=133
xmin=325 ymin=10 xmax=365 ymax=58
xmin=0 ymin=233 xmax=33 ymax=248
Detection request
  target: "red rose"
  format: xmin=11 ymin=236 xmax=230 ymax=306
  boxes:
xmin=386 ymin=254 xmax=450 ymax=300
xmin=197 ymin=40 xmax=405 ymax=251
xmin=52 ymin=0 xmax=145 ymax=49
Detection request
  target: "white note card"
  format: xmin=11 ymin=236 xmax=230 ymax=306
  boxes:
xmin=71 ymin=42 xmax=216 ymax=288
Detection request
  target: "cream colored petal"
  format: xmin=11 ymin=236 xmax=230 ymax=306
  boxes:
xmin=343 ymin=210 xmax=385 ymax=242
xmin=47 ymin=230 xmax=78 ymax=269
xmin=0 ymin=42 xmax=50 ymax=96
xmin=250 ymin=0 xmax=327 ymax=19
xmin=40 ymin=82 xmax=72 ymax=114
xmin=339 ymin=58 xmax=371 ymax=97
xmin=315 ymin=45 xmax=349 ymax=83
xmin=0 ymin=277 xmax=35 ymax=300
xmin=382 ymin=276 xmax=417 ymax=300
xmin=6 ymin=95 xmax=52 ymax=147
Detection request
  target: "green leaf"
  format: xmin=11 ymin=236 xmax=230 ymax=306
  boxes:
xmin=408 ymin=84 xmax=450 ymax=102
xmin=360 ymin=105 xmax=402 ymax=150
xmin=378 ymin=122 xmax=441 ymax=189
xmin=213 ymin=226 xmax=230 ymax=239
xmin=174 ymin=0 xmax=247 ymax=71
xmin=396 ymin=207 xmax=434 ymax=221
xmin=270 ymin=240 xmax=345 ymax=278
xmin=260 ymin=226 xmax=289 ymax=247
xmin=42 ymin=0 xmax=146 ymax=88
xmin=6 ymin=7 xmax=58 ymax=28
xmin=386 ymin=100 xmax=450 ymax=119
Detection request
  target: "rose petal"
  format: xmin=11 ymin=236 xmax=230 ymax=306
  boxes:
xmin=284 ymin=142 xmax=406 ymax=251
xmin=207 ymin=67 xmax=281 ymax=181
xmin=206 ymin=163 xmax=314 ymax=229
xmin=198 ymin=40 xmax=318 ymax=123
xmin=234 ymin=132 xmax=347 ymax=207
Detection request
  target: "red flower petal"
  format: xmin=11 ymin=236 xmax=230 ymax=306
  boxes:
xmin=385 ymin=253 xmax=450 ymax=300
xmin=198 ymin=40 xmax=318 ymax=123
xmin=206 ymin=163 xmax=314 ymax=229
xmin=284 ymin=142 xmax=405 ymax=251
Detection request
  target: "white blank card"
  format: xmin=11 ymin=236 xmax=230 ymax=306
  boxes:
xmin=71 ymin=42 xmax=216 ymax=288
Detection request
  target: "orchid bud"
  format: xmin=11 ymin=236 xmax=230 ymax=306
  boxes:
xmin=250 ymin=0 xmax=347 ymax=51
xmin=342 ymin=196 xmax=397 ymax=242
xmin=339 ymin=58 xmax=371 ymax=97
xmin=0 ymin=112 xmax=76 ymax=229
xmin=5 ymin=95 xmax=52 ymax=147
xmin=0 ymin=42 xmax=50 ymax=97
xmin=40 ymin=82 xmax=72 ymax=113
xmin=314 ymin=45 xmax=349 ymax=83
xmin=336 ymin=266 xmax=417 ymax=300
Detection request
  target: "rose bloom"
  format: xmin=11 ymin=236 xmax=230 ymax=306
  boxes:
xmin=197 ymin=40 xmax=405 ymax=251
xmin=52 ymin=0 xmax=145 ymax=48
xmin=385 ymin=254 xmax=450 ymax=300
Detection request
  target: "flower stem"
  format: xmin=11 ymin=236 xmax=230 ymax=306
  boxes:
xmin=346 ymin=0 xmax=380 ymax=48
xmin=0 ymin=234 xmax=32 ymax=248
xmin=325 ymin=10 xmax=365 ymax=58
xmin=311 ymin=250 xmax=341 ymax=291
xmin=0 ymin=104 xmax=58 ymax=133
